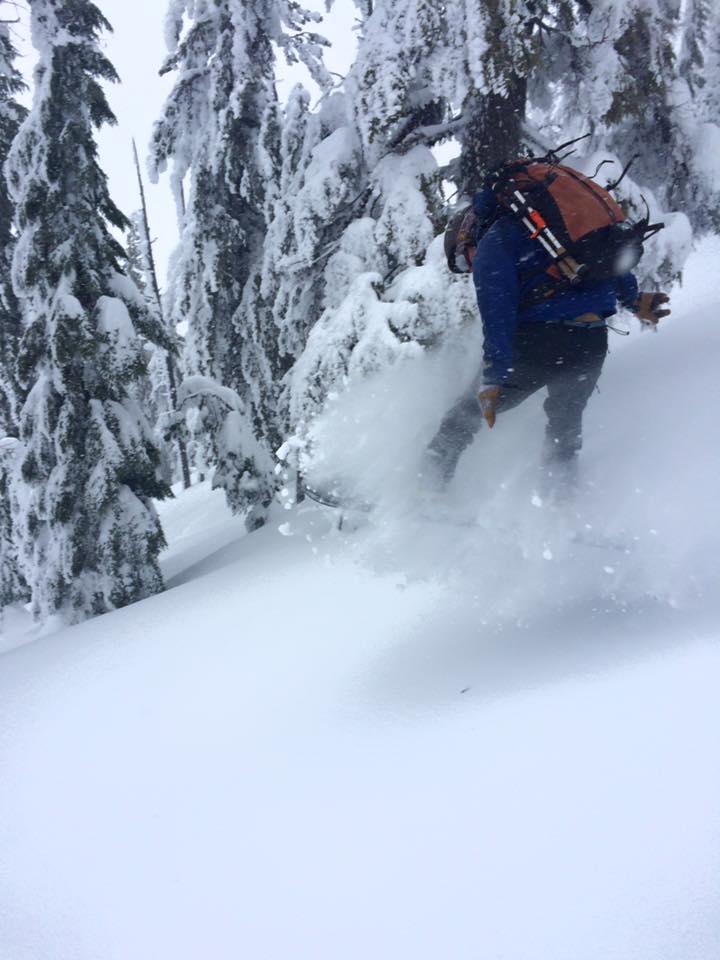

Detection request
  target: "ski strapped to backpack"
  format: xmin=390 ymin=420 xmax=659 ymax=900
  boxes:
xmin=445 ymin=144 xmax=664 ymax=294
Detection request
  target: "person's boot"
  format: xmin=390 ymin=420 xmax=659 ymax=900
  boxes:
xmin=418 ymin=446 xmax=452 ymax=495
xmin=540 ymin=451 xmax=579 ymax=504
xmin=416 ymin=443 xmax=472 ymax=524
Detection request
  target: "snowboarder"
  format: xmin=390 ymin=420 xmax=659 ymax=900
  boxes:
xmin=426 ymin=165 xmax=671 ymax=493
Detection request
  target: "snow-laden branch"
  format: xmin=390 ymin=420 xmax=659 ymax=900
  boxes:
xmin=176 ymin=375 xmax=245 ymax=414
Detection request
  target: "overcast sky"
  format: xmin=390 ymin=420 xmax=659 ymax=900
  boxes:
xmin=12 ymin=0 xmax=358 ymax=286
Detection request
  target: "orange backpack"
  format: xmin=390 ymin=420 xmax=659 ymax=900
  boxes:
xmin=446 ymin=156 xmax=663 ymax=286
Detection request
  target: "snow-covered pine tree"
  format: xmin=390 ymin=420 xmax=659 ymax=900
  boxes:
xmin=0 ymin=14 xmax=27 ymax=437
xmin=446 ymin=0 xmax=713 ymax=227
xmin=698 ymin=1 xmax=720 ymax=122
xmin=256 ymin=85 xmax=331 ymax=381
xmin=230 ymin=97 xmax=284 ymax=453
xmin=591 ymin=2 xmax=694 ymax=222
xmin=7 ymin=0 xmax=171 ymax=624
xmin=0 ymin=437 xmax=27 ymax=613
xmin=124 ymin=214 xmax=148 ymax=292
xmin=679 ymin=0 xmax=720 ymax=230
xmin=288 ymin=0 xmax=478 ymax=430
xmin=678 ymin=0 xmax=708 ymax=98
xmin=123 ymin=213 xmax=175 ymax=487
xmin=447 ymin=0 xmax=557 ymax=194
xmin=151 ymin=0 xmax=329 ymax=519
xmin=545 ymin=0 xmax=717 ymax=236
xmin=239 ymin=82 xmax=368 ymax=449
xmin=0 ymin=13 xmax=29 ymax=618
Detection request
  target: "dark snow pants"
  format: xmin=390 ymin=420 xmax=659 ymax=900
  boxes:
xmin=427 ymin=323 xmax=608 ymax=484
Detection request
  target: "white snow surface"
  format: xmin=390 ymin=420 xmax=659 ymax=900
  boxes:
xmin=1 ymin=239 xmax=720 ymax=958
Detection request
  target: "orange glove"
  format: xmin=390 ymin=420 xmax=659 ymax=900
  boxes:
xmin=477 ymin=384 xmax=501 ymax=429
xmin=634 ymin=292 xmax=671 ymax=325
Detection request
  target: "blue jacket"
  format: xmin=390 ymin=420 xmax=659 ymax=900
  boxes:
xmin=472 ymin=189 xmax=638 ymax=385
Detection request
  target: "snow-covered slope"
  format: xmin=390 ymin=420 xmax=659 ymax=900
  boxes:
xmin=1 ymin=241 xmax=719 ymax=960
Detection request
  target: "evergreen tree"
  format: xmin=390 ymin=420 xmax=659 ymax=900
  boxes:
xmin=0 ymin=437 xmax=27 ymax=612
xmin=288 ymin=0 xmax=478 ymax=429
xmin=7 ymin=0 xmax=171 ymax=624
xmin=231 ymin=97 xmax=284 ymax=451
xmin=124 ymin=214 xmax=148 ymax=293
xmin=151 ymin=0 xmax=329 ymax=519
xmin=0 ymin=12 xmax=29 ymax=619
xmin=678 ymin=0 xmax=709 ymax=99
xmin=679 ymin=0 xmax=720 ymax=229
xmin=699 ymin=2 xmax=720 ymax=120
xmin=239 ymin=83 xmax=366 ymax=445
xmin=0 ymin=15 xmax=27 ymax=436
xmin=595 ymin=2 xmax=692 ymax=218
xmin=445 ymin=0 xmax=715 ymax=228
xmin=541 ymin=0 xmax=718 ymax=234
xmin=255 ymin=85 xmax=320 ymax=379
xmin=123 ymin=213 xmax=175 ymax=486
xmin=448 ymin=0 xmax=553 ymax=194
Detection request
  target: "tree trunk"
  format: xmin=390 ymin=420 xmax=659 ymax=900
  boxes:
xmin=459 ymin=76 xmax=528 ymax=196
